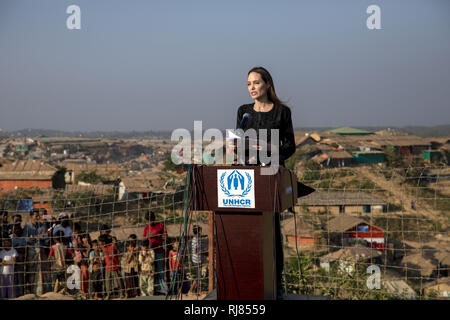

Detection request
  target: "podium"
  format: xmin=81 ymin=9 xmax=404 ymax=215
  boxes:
xmin=190 ymin=165 xmax=299 ymax=300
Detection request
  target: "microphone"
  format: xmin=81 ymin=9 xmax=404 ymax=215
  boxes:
xmin=238 ymin=113 xmax=250 ymax=130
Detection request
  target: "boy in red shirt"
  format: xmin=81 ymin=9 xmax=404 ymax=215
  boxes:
xmin=143 ymin=211 xmax=167 ymax=294
xmin=99 ymin=234 xmax=125 ymax=299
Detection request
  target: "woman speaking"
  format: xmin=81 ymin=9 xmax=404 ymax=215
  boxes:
xmin=236 ymin=66 xmax=296 ymax=299
xmin=236 ymin=66 xmax=296 ymax=167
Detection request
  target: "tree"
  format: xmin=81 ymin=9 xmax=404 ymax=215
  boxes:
xmin=303 ymin=160 xmax=321 ymax=181
xmin=164 ymin=156 xmax=180 ymax=172
xmin=384 ymin=146 xmax=404 ymax=168
xmin=76 ymin=171 xmax=105 ymax=184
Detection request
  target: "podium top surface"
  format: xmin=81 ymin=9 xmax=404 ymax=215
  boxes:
xmin=189 ymin=165 xmax=298 ymax=213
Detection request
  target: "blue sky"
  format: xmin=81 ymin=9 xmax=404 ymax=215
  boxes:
xmin=1 ymin=0 xmax=449 ymax=131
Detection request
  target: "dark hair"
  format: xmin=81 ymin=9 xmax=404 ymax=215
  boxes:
xmin=61 ymin=219 xmax=70 ymax=228
xmin=149 ymin=211 xmax=156 ymax=226
xmin=99 ymin=234 xmax=111 ymax=245
xmin=73 ymin=223 xmax=81 ymax=232
xmin=98 ymin=234 xmax=107 ymax=244
xmin=1 ymin=210 xmax=8 ymax=216
xmin=248 ymin=66 xmax=284 ymax=106
xmin=13 ymin=214 xmax=22 ymax=220
xmin=39 ymin=208 xmax=47 ymax=214
xmin=128 ymin=234 xmax=137 ymax=240
xmin=29 ymin=209 xmax=39 ymax=217
xmin=100 ymin=224 xmax=110 ymax=233
xmin=193 ymin=225 xmax=201 ymax=235
xmin=142 ymin=239 xmax=150 ymax=247
xmin=91 ymin=239 xmax=98 ymax=245
xmin=13 ymin=223 xmax=22 ymax=235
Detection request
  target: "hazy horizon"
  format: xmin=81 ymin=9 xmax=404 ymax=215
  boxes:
xmin=1 ymin=0 xmax=450 ymax=132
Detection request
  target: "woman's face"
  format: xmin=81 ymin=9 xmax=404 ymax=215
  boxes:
xmin=248 ymin=72 xmax=270 ymax=100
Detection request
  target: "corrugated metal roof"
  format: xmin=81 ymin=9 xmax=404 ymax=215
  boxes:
xmin=281 ymin=216 xmax=316 ymax=237
xmin=298 ymin=192 xmax=386 ymax=206
xmin=64 ymin=184 xmax=115 ymax=196
xmin=324 ymin=151 xmax=353 ymax=159
xmin=0 ymin=160 xmax=57 ymax=180
xmin=326 ymin=215 xmax=367 ymax=233
xmin=401 ymin=253 xmax=436 ymax=277
xmin=321 ymin=245 xmax=382 ymax=262
xmin=120 ymin=177 xmax=152 ymax=193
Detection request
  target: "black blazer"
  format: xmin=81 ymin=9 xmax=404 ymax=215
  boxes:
xmin=236 ymin=103 xmax=296 ymax=166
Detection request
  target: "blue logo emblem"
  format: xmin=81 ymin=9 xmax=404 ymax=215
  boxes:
xmin=220 ymin=170 xmax=252 ymax=198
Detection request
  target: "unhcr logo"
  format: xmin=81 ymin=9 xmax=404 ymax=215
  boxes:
xmin=218 ymin=169 xmax=255 ymax=208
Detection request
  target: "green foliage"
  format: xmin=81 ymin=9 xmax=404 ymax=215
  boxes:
xmin=442 ymin=150 xmax=450 ymax=163
xmin=371 ymin=215 xmax=437 ymax=241
xmin=52 ymin=191 xmax=96 ymax=210
xmin=303 ymin=160 xmax=322 ymax=181
xmin=76 ymin=171 xmax=105 ymax=184
xmin=425 ymin=289 xmax=438 ymax=299
xmin=283 ymin=253 xmax=399 ymax=299
xmin=335 ymin=169 xmax=355 ymax=178
xmin=51 ymin=193 xmax=66 ymax=210
xmin=164 ymin=156 xmax=180 ymax=172
xmin=286 ymin=147 xmax=311 ymax=170
xmin=384 ymin=147 xmax=404 ymax=168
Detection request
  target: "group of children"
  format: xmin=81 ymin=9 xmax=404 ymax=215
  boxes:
xmin=0 ymin=209 xmax=201 ymax=300
xmin=47 ymin=225 xmax=161 ymax=299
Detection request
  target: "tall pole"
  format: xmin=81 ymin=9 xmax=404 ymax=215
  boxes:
xmin=208 ymin=210 xmax=214 ymax=293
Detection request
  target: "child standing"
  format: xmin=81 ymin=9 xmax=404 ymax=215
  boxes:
xmin=0 ymin=238 xmax=18 ymax=299
xmin=48 ymin=231 xmax=67 ymax=293
xmin=89 ymin=260 xmax=103 ymax=300
xmin=123 ymin=240 xmax=139 ymax=298
xmin=88 ymin=240 xmax=104 ymax=299
xmin=168 ymin=240 xmax=183 ymax=295
xmin=11 ymin=223 xmax=26 ymax=297
xmin=79 ymin=235 xmax=91 ymax=296
xmin=143 ymin=211 xmax=167 ymax=295
xmin=100 ymin=234 xmax=125 ymax=299
xmin=138 ymin=239 xmax=155 ymax=296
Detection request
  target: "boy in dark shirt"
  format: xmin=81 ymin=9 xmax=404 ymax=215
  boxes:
xmin=89 ymin=260 xmax=103 ymax=300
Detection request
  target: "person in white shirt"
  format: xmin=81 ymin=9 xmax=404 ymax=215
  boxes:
xmin=0 ymin=238 xmax=18 ymax=299
xmin=190 ymin=225 xmax=206 ymax=294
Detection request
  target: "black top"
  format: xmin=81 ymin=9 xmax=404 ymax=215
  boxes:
xmin=236 ymin=103 xmax=296 ymax=166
